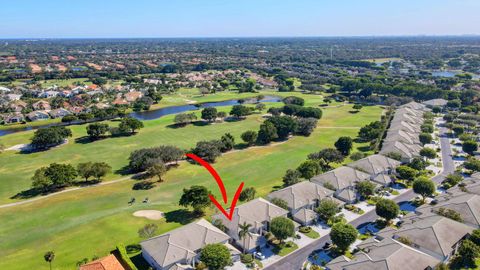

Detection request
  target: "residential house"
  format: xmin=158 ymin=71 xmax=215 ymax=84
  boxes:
xmin=6 ymin=93 xmax=22 ymax=101
xmin=267 ymin=181 xmax=339 ymax=225
xmin=0 ymin=86 xmax=11 ymax=92
xmin=423 ymin=99 xmax=448 ymax=108
xmin=40 ymin=90 xmax=59 ymax=98
xmin=311 ymin=166 xmax=372 ymax=203
xmin=49 ymin=108 xmax=71 ymax=118
xmin=416 ymin=192 xmax=480 ymax=228
xmin=346 ymin=154 xmax=401 ymax=187
xmin=141 ymin=218 xmax=235 ymax=270
xmin=9 ymin=100 xmax=27 ymax=112
xmin=380 ymin=104 xmax=425 ymax=162
xmin=79 ymin=254 xmax=126 ymax=270
xmin=125 ymin=91 xmax=143 ymax=102
xmin=376 ymin=214 xmax=473 ymax=262
xmin=32 ymin=100 xmax=51 ymax=111
xmin=26 ymin=110 xmax=50 ymax=121
xmin=212 ymin=198 xmax=289 ymax=252
xmin=326 ymin=237 xmax=440 ymax=270
xmin=1 ymin=112 xmax=25 ymax=124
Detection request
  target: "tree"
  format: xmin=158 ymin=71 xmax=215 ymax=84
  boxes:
xmin=31 ymin=126 xmax=72 ymax=149
xmin=453 ymin=125 xmax=465 ymax=135
xmin=230 ymin=105 xmax=251 ymax=118
xmin=358 ymin=121 xmax=382 ymax=142
xmin=44 ymin=163 xmax=78 ymax=187
xmin=90 ymin=162 xmax=111 ymax=181
xmin=470 ymin=229 xmax=480 ymax=246
xmin=458 ymin=239 xmax=479 ymax=267
xmin=255 ymin=103 xmax=266 ymax=112
xmin=334 ymin=136 xmax=353 ymax=156
xmin=316 ymin=199 xmax=339 ymax=222
xmin=408 ymin=157 xmax=428 ymax=171
xmin=201 ymin=107 xmax=218 ymax=122
xmin=270 ymin=217 xmax=295 ymax=243
xmin=174 ymin=112 xmax=197 ymax=126
xmin=375 ymin=198 xmax=400 ymax=223
xmin=257 ymin=121 xmax=278 ymax=144
xmin=270 ymin=197 xmax=289 ymax=210
xmin=297 ymin=160 xmax=321 ymax=179
xmin=77 ymin=162 xmax=94 ymax=181
xmin=128 ymin=145 xmax=184 ymax=172
xmin=443 ymin=173 xmax=463 ymax=188
xmin=119 ymin=117 xmax=144 ymax=134
xmin=283 ymin=96 xmax=305 ymax=106
xmin=200 ymin=244 xmax=232 ymax=270
xmin=350 ymin=152 xmax=366 ymax=161
xmin=282 ymin=169 xmax=301 ymax=187
xmin=463 ymin=141 xmax=478 ymax=155
xmin=295 ymin=117 xmax=318 ymax=136
xmin=308 ymin=148 xmax=344 ymax=164
xmin=138 ymin=223 xmax=158 ymax=238
xmin=78 ymin=113 xmax=94 ymax=122
xmin=330 ymin=223 xmax=358 ymax=253
xmin=192 ymin=140 xmax=222 ymax=163
xmin=44 ymin=251 xmax=55 ymax=270
xmin=352 ymin=104 xmax=363 ymax=112
xmin=86 ymin=123 xmax=109 ymax=140
xmin=32 ymin=167 xmax=51 ymax=190
xmin=419 ymin=133 xmax=433 ymax=145
xmin=421 ymin=124 xmax=434 ymax=133
xmin=61 ymin=115 xmax=78 ymax=123
xmin=238 ymin=222 xmax=253 ymax=253
xmin=220 ymin=133 xmax=235 ymax=152
xmin=420 ymin=147 xmax=437 ymax=159
xmin=179 ymin=185 xmax=211 ymax=215
xmin=396 ymin=165 xmax=418 ymax=181
xmin=133 ymin=96 xmax=154 ymax=111
xmin=356 ymin=181 xmax=376 ymax=199
xmin=146 ymin=162 xmax=167 ymax=182
xmin=464 ymin=158 xmax=480 ymax=172
xmin=239 ymin=187 xmax=256 ymax=202
xmin=241 ymin=130 xmax=257 ymax=146
xmin=413 ymin=177 xmax=436 ymax=203
xmin=266 ymin=116 xmax=298 ymax=139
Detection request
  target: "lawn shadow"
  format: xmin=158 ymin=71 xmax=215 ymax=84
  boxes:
xmin=74 ymin=136 xmax=109 ymax=144
xmin=357 ymin=145 xmax=371 ymax=152
xmin=129 ymin=253 xmax=151 ymax=270
xmin=192 ymin=121 xmax=209 ymax=127
xmin=164 ymin=209 xmax=197 ymax=225
xmin=10 ymin=186 xmax=65 ymax=200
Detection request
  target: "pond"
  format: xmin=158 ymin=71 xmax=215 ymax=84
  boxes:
xmin=0 ymin=95 xmax=282 ymax=137
xmin=130 ymin=95 xmax=281 ymax=121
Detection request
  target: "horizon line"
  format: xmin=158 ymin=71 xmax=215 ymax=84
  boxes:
xmin=1 ymin=34 xmax=480 ymax=40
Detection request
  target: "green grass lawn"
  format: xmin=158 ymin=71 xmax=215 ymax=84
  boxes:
xmin=273 ymin=241 xmax=299 ymax=256
xmin=301 ymin=229 xmax=320 ymax=239
xmin=0 ymin=92 xmax=383 ymax=270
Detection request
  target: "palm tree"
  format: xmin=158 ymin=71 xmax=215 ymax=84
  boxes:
xmin=44 ymin=251 xmax=55 ymax=270
xmin=238 ymin=222 xmax=253 ymax=254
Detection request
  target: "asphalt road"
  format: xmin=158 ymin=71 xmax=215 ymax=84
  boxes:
xmin=265 ymin=126 xmax=454 ymax=270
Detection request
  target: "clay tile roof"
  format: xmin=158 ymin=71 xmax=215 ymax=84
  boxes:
xmin=79 ymin=255 xmax=126 ymax=270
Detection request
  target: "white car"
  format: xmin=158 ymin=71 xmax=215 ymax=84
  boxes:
xmin=253 ymin=252 xmax=265 ymax=260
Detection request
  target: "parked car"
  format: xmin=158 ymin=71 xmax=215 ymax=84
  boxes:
xmin=253 ymin=252 xmax=265 ymax=260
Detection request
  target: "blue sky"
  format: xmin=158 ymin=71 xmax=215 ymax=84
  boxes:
xmin=0 ymin=0 xmax=479 ymax=38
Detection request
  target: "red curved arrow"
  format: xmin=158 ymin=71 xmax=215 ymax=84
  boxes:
xmin=186 ymin=153 xmax=244 ymax=220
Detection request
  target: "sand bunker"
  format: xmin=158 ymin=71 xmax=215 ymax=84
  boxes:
xmin=133 ymin=210 xmax=164 ymax=220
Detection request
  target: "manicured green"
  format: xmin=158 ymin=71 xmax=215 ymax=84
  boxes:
xmin=0 ymin=91 xmax=382 ymax=270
